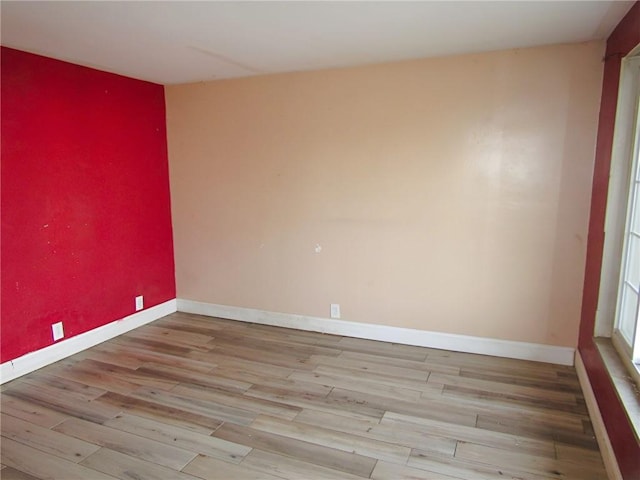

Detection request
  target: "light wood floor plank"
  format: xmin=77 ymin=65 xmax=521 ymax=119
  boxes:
xmin=381 ymin=411 xmax=556 ymax=458
xmin=2 ymin=382 xmax=121 ymax=424
xmin=247 ymin=322 xmax=345 ymax=344
xmin=371 ymin=460 xmax=464 ymax=480
xmin=71 ymin=347 xmax=146 ymax=369
xmin=72 ymin=358 xmax=180 ymax=391
xmin=408 ymin=449 xmax=552 ymax=480
xmin=418 ymin=388 xmax=588 ymax=432
xmin=93 ymin=391 xmax=224 ymax=434
xmin=182 ymin=453 xmax=284 ymax=480
xmin=53 ymin=417 xmax=197 ymax=470
xmin=441 ymin=384 xmax=587 ymax=416
xmin=476 ymin=413 xmax=596 ymax=448
xmin=459 ymin=367 xmax=581 ymax=393
xmin=203 ymin=329 xmax=344 ymax=358
xmin=250 ymin=413 xmax=412 ymax=464
xmin=91 ymin=342 xmax=216 ymax=373
xmin=293 ymin=408 xmax=457 ymax=458
xmin=455 ymin=441 xmax=607 ymax=479
xmin=80 ymin=447 xmax=200 ymax=480
xmin=110 ymin=335 xmax=193 ymax=357
xmin=337 ymin=350 xmax=461 ymax=376
xmin=211 ymin=366 xmax=334 ymax=397
xmin=423 ymin=350 xmax=569 ymax=376
xmin=187 ymin=350 xmax=295 ymax=378
xmin=43 ymin=359 xmax=145 ymax=395
xmin=1 ymin=413 xmax=100 ymax=463
xmin=428 ymin=372 xmax=578 ymax=405
xmin=311 ymin=359 xmax=430 ymax=383
xmin=294 ymin=407 xmax=382 ymax=431
xmin=1 ymin=438 xmax=117 ymax=480
xmin=245 ymin=383 xmax=387 ymax=421
xmin=555 ymin=443 xmax=608 ymax=468
xmin=289 ymin=370 xmax=424 ymax=402
xmin=206 ymin=344 xmax=316 ymax=371
xmin=328 ymin=387 xmax=478 ymax=427
xmin=0 ymin=466 xmax=41 ymax=480
xmin=336 ymin=336 xmax=429 ymax=361
xmin=171 ymin=383 xmax=301 ymax=420
xmin=137 ymin=362 xmax=252 ymax=393
xmin=0 ymin=395 xmax=70 ymax=428
xmin=122 ymin=326 xmax=212 ymax=353
xmin=241 ymin=449 xmax=368 ymax=479
xmin=129 ymin=386 xmax=258 ymax=426
xmin=212 ymin=422 xmax=377 ymax=477
xmin=20 ymin=372 xmax=107 ymax=402
xmin=103 ymin=413 xmax=251 ymax=464
xmin=142 ymin=325 xmax=217 ymax=347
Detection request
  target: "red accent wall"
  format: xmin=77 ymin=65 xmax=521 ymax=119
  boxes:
xmin=578 ymin=3 xmax=640 ymax=479
xmin=1 ymin=47 xmax=176 ymax=363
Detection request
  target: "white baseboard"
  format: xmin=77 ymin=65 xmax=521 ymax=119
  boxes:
xmin=177 ymin=299 xmax=575 ymax=366
xmin=0 ymin=299 xmax=177 ymax=384
xmin=575 ymin=351 xmax=623 ymax=480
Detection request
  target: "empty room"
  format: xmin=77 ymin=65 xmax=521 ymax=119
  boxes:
xmin=1 ymin=1 xmax=639 ymax=479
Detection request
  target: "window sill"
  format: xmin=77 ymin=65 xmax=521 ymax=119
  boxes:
xmin=595 ymin=337 xmax=640 ymax=442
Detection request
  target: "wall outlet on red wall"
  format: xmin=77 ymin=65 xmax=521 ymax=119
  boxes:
xmin=51 ymin=322 xmax=64 ymax=341
xmin=135 ymin=296 xmax=144 ymax=311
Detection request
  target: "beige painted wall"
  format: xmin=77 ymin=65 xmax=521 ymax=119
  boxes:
xmin=166 ymin=41 xmax=604 ymax=347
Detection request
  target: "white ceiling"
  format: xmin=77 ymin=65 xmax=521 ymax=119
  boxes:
xmin=1 ymin=1 xmax=634 ymax=85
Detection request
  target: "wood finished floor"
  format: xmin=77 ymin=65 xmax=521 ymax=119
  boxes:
xmin=0 ymin=312 xmax=607 ymax=480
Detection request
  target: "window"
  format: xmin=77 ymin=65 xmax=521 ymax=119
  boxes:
xmin=599 ymin=50 xmax=640 ymax=386
xmin=612 ymin=60 xmax=640 ymax=380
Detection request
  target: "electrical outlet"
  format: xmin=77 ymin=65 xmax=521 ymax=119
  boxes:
xmin=330 ymin=303 xmax=341 ymax=319
xmin=52 ymin=322 xmax=64 ymax=341
xmin=135 ymin=295 xmax=144 ymax=311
